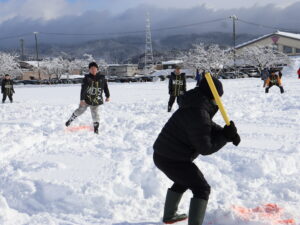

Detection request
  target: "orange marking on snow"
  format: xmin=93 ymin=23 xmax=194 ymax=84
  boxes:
xmin=277 ymin=219 xmax=296 ymax=224
xmin=66 ymin=126 xmax=93 ymax=132
xmin=232 ymin=204 xmax=296 ymax=225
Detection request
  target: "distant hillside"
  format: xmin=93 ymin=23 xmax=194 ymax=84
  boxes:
xmin=158 ymin=32 xmax=257 ymax=49
xmin=7 ymin=32 xmax=258 ymax=63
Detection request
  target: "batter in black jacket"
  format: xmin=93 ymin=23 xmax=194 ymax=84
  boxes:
xmin=2 ymin=74 xmax=15 ymax=103
xmin=65 ymin=62 xmax=110 ymax=134
xmin=168 ymin=67 xmax=186 ymax=112
xmin=153 ymin=77 xmax=240 ymax=225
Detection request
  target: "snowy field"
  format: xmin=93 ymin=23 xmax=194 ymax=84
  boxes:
xmin=0 ymin=67 xmax=299 ymax=225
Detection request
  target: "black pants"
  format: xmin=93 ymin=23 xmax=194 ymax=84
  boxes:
xmin=153 ymin=153 xmax=211 ymax=200
xmin=2 ymin=93 xmax=13 ymax=102
xmin=168 ymin=95 xmax=183 ymax=109
xmin=265 ymin=84 xmax=284 ymax=93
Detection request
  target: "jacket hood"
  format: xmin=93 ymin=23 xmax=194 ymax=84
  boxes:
xmin=181 ymin=87 xmax=218 ymax=118
xmin=198 ymin=76 xmax=223 ymax=99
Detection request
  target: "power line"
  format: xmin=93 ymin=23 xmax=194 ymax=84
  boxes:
xmin=238 ymin=18 xmax=294 ymax=32
xmin=151 ymin=18 xmax=227 ymax=32
xmin=0 ymin=33 xmax=32 ymax=41
xmin=2 ymin=17 xmax=298 ymax=42
xmin=0 ymin=17 xmax=227 ymax=40
xmin=40 ymin=18 xmax=227 ymax=36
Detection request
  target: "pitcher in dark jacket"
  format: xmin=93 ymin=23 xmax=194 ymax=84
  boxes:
xmin=65 ymin=62 xmax=110 ymax=134
xmin=265 ymin=70 xmax=284 ymax=94
xmin=2 ymin=74 xmax=15 ymax=103
xmin=168 ymin=66 xmax=186 ymax=112
xmin=153 ymin=77 xmax=240 ymax=225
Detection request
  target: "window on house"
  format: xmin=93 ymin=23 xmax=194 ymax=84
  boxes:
xmin=296 ymin=48 xmax=300 ymax=53
xmin=283 ymin=46 xmax=293 ymax=54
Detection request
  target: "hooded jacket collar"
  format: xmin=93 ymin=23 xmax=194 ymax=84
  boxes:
xmin=181 ymin=87 xmax=218 ymax=118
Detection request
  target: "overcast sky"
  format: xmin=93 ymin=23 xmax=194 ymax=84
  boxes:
xmin=0 ymin=0 xmax=300 ymax=47
xmin=1 ymin=0 xmax=300 ymax=23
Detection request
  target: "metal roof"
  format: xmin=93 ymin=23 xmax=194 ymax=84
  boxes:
xmin=236 ymin=31 xmax=300 ymax=49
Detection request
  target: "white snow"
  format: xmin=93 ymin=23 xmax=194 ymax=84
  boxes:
xmin=60 ymin=74 xmax=85 ymax=79
xmin=283 ymin=56 xmax=300 ymax=77
xmin=24 ymin=61 xmax=40 ymax=68
xmin=276 ymin=31 xmax=300 ymax=41
xmin=162 ymin=60 xmax=183 ymax=65
xmin=0 ymin=67 xmax=299 ymax=224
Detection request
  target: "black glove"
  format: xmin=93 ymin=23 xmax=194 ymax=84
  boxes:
xmin=232 ymin=133 xmax=241 ymax=146
xmin=223 ymin=121 xmax=237 ymax=139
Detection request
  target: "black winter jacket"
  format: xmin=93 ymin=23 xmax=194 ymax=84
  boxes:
xmin=1 ymin=79 xmax=14 ymax=95
xmin=80 ymin=73 xmax=110 ymax=106
xmin=153 ymin=87 xmax=228 ymax=162
xmin=169 ymin=72 xmax=186 ymax=96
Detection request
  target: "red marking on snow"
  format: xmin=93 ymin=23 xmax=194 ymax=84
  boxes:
xmin=65 ymin=126 xmax=93 ymax=132
xmin=232 ymin=204 xmax=296 ymax=225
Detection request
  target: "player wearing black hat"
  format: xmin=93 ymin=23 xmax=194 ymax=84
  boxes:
xmin=2 ymin=74 xmax=15 ymax=103
xmin=65 ymin=62 xmax=110 ymax=134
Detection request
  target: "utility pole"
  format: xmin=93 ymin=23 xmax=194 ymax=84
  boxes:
xmin=144 ymin=12 xmax=154 ymax=73
xmin=33 ymin=32 xmax=41 ymax=80
xmin=229 ymin=15 xmax=238 ymax=72
xmin=20 ymin=39 xmax=25 ymax=61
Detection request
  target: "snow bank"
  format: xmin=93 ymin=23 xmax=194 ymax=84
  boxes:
xmin=282 ymin=56 xmax=300 ymax=78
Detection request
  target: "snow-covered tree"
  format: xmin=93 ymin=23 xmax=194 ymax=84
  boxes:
xmin=41 ymin=57 xmax=68 ymax=79
xmin=0 ymin=52 xmax=22 ymax=78
xmin=40 ymin=59 xmax=51 ymax=80
xmin=68 ymin=54 xmax=96 ymax=75
xmin=98 ymin=59 xmax=109 ymax=74
xmin=69 ymin=59 xmax=85 ymax=72
xmin=68 ymin=55 xmax=108 ymax=75
xmin=83 ymin=53 xmax=94 ymax=62
xmin=183 ymin=43 xmax=232 ymax=77
xmin=41 ymin=54 xmax=107 ymax=80
xmin=237 ymin=45 xmax=291 ymax=73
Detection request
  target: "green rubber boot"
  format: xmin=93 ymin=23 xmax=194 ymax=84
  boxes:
xmin=162 ymin=189 xmax=188 ymax=224
xmin=188 ymin=198 xmax=208 ymax=225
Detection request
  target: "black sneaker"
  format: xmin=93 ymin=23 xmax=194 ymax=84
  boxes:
xmin=94 ymin=122 xmax=99 ymax=134
xmin=65 ymin=114 xmax=76 ymax=127
xmin=65 ymin=120 xmax=72 ymax=127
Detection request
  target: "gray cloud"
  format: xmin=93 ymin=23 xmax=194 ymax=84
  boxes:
xmin=0 ymin=2 xmax=300 ymax=49
xmin=0 ymin=0 xmax=86 ymax=23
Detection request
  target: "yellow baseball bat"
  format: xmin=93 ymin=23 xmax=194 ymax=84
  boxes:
xmin=205 ymin=73 xmax=230 ymax=126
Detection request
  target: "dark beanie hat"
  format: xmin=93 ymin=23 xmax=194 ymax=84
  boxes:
xmin=198 ymin=76 xmax=223 ymax=99
xmin=89 ymin=62 xmax=99 ymax=69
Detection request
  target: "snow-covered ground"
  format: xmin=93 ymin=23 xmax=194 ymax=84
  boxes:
xmin=0 ymin=69 xmax=299 ymax=224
